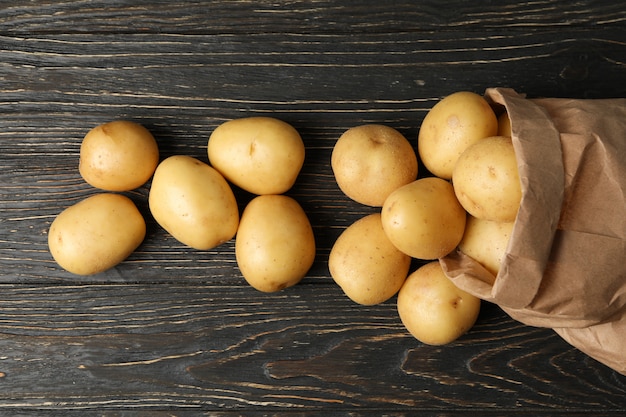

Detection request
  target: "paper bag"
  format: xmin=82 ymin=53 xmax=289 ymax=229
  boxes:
xmin=440 ymin=87 xmax=626 ymax=375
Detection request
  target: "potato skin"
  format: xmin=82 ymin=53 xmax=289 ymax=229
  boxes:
xmin=331 ymin=124 xmax=418 ymax=207
xmin=452 ymin=136 xmax=521 ymax=222
xmin=79 ymin=120 xmax=159 ymax=191
xmin=329 ymin=213 xmax=411 ymax=305
xmin=459 ymin=215 xmax=514 ymax=280
xmin=381 ymin=177 xmax=466 ymax=260
xmin=418 ymin=91 xmax=497 ymax=179
xmin=497 ymin=111 xmax=512 ymax=137
xmin=208 ymin=117 xmax=305 ymax=195
xmin=397 ymin=261 xmax=481 ymax=345
xmin=148 ymin=155 xmax=239 ymax=250
xmin=235 ymin=195 xmax=316 ymax=293
xmin=48 ymin=193 xmax=146 ymax=275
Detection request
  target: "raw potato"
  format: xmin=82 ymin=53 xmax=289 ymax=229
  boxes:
xmin=452 ymin=135 xmax=521 ymax=222
xmin=381 ymin=177 xmax=466 ymax=260
xmin=48 ymin=193 xmax=146 ymax=275
xmin=148 ymin=155 xmax=239 ymax=250
xmin=418 ymin=91 xmax=498 ymax=179
xmin=235 ymin=195 xmax=316 ymax=292
xmin=397 ymin=261 xmax=481 ymax=345
xmin=208 ymin=117 xmax=305 ymax=195
xmin=459 ymin=216 xmax=514 ymax=281
xmin=79 ymin=120 xmax=159 ymax=191
xmin=329 ymin=213 xmax=411 ymax=305
xmin=331 ymin=124 xmax=418 ymax=206
xmin=497 ymin=111 xmax=512 ymax=137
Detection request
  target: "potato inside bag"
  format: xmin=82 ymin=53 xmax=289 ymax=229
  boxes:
xmin=441 ymin=87 xmax=626 ymax=375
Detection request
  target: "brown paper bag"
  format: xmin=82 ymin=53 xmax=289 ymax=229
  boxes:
xmin=440 ymin=87 xmax=626 ymax=375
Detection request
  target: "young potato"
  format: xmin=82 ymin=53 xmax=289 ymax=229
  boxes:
xmin=381 ymin=177 xmax=466 ymax=260
xmin=208 ymin=117 xmax=305 ymax=195
xmin=48 ymin=193 xmax=146 ymax=275
xmin=331 ymin=124 xmax=418 ymax=207
xmin=452 ymin=136 xmax=521 ymax=222
xmin=329 ymin=213 xmax=411 ymax=305
xmin=497 ymin=111 xmax=512 ymax=137
xmin=459 ymin=216 xmax=514 ymax=282
xmin=79 ymin=120 xmax=159 ymax=191
xmin=418 ymin=91 xmax=498 ymax=179
xmin=235 ymin=194 xmax=316 ymax=293
xmin=148 ymin=155 xmax=239 ymax=250
xmin=397 ymin=261 xmax=481 ymax=345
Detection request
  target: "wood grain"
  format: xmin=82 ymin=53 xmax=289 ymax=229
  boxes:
xmin=0 ymin=0 xmax=624 ymax=34
xmin=0 ymin=284 xmax=622 ymax=413
xmin=0 ymin=0 xmax=625 ymax=414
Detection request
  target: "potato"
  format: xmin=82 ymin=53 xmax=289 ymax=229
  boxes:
xmin=381 ymin=177 xmax=466 ymax=260
xmin=452 ymin=136 xmax=521 ymax=222
xmin=459 ymin=215 xmax=514 ymax=281
xmin=397 ymin=261 xmax=481 ymax=345
xmin=331 ymin=124 xmax=418 ymax=206
xmin=418 ymin=91 xmax=498 ymax=179
xmin=48 ymin=193 xmax=146 ymax=275
xmin=235 ymin=194 xmax=316 ymax=292
xmin=79 ymin=120 xmax=159 ymax=191
xmin=208 ymin=117 xmax=305 ymax=195
xmin=497 ymin=111 xmax=512 ymax=137
xmin=148 ymin=155 xmax=239 ymax=250
xmin=329 ymin=213 xmax=411 ymax=305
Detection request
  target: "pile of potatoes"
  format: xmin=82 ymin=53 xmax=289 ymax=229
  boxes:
xmin=48 ymin=90 xmax=520 ymax=346
xmin=329 ymin=91 xmax=520 ymax=345
xmin=48 ymin=117 xmax=315 ymax=293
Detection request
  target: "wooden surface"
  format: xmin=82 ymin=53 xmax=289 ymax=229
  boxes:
xmin=1 ymin=1 xmax=625 ymax=415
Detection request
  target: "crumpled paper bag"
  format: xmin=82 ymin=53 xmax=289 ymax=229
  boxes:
xmin=440 ymin=87 xmax=626 ymax=375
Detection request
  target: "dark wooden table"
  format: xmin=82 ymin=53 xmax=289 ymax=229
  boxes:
xmin=1 ymin=1 xmax=625 ymax=415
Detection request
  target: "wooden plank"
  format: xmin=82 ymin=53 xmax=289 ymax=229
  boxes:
xmin=0 ymin=283 xmax=623 ymax=413
xmin=0 ymin=0 xmax=623 ymax=34
xmin=1 ymin=29 xmax=625 ymax=102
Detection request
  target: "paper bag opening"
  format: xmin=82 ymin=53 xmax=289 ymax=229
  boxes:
xmin=441 ymin=87 xmax=626 ymax=374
